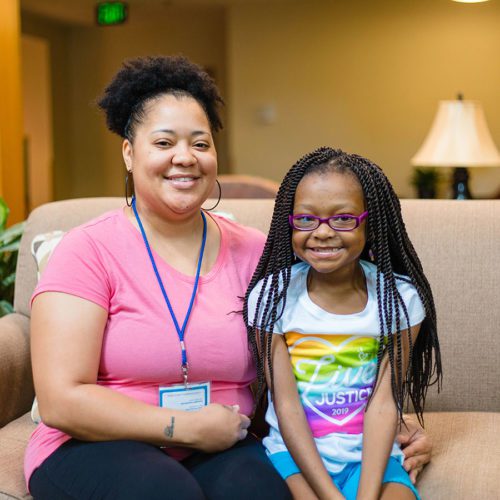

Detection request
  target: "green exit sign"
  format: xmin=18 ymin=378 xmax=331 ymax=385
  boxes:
xmin=96 ymin=2 xmax=128 ymax=26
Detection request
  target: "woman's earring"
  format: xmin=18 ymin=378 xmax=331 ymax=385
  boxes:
xmin=125 ymin=170 xmax=134 ymax=207
xmin=203 ymin=179 xmax=222 ymax=211
xmin=368 ymin=248 xmax=376 ymax=262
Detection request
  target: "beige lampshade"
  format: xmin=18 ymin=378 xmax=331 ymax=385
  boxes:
xmin=411 ymin=99 xmax=500 ymax=167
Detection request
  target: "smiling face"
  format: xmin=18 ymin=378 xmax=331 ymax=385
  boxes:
xmin=122 ymin=93 xmax=217 ymax=220
xmin=291 ymin=170 xmax=367 ymax=279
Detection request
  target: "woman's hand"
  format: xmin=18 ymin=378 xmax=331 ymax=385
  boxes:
xmin=191 ymin=403 xmax=251 ymax=453
xmin=396 ymin=415 xmax=432 ymax=484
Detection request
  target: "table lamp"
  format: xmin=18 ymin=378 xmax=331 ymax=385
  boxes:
xmin=411 ymin=95 xmax=500 ymax=199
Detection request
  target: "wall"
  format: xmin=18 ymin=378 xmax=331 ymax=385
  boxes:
xmin=22 ymin=12 xmax=71 ymax=201
xmin=227 ymin=0 xmax=500 ymax=198
xmin=0 ymin=0 xmax=25 ymax=223
xmin=22 ymin=34 xmax=53 ymax=210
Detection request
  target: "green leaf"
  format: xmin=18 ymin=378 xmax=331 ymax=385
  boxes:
xmin=0 ymin=241 xmax=21 ymax=253
xmin=0 ymin=199 xmax=24 ymax=306
xmin=0 ymin=222 xmax=24 ymax=246
xmin=0 ymin=198 xmax=9 ymax=230
xmin=0 ymin=300 xmax=13 ymax=317
xmin=1 ymin=272 xmax=16 ymax=288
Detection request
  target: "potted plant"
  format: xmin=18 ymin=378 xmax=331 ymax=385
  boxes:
xmin=0 ymin=198 xmax=24 ymax=316
xmin=410 ymin=167 xmax=441 ymax=199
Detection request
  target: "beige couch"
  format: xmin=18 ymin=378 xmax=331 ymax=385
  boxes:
xmin=1 ymin=198 xmax=499 ymax=499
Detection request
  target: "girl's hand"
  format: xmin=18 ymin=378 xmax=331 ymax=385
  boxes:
xmin=397 ymin=415 xmax=432 ymax=484
xmin=191 ymin=403 xmax=250 ymax=452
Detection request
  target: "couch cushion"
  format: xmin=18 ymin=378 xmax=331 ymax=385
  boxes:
xmin=31 ymin=231 xmax=64 ymax=279
xmin=400 ymin=200 xmax=500 ymax=412
xmin=0 ymin=413 xmax=35 ymax=499
xmin=417 ymin=411 xmax=500 ymax=499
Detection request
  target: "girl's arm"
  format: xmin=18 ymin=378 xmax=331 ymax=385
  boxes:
xmin=356 ymin=324 xmax=422 ymax=500
xmin=32 ymin=292 xmax=249 ymax=452
xmin=268 ymin=333 xmax=344 ymax=500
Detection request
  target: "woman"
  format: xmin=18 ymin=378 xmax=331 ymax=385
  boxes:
xmin=25 ymin=56 xmax=430 ymax=499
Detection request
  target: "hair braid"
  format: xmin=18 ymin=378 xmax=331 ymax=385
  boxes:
xmin=244 ymin=147 xmax=441 ymax=423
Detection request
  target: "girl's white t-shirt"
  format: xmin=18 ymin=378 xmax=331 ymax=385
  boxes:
xmin=247 ymin=260 xmax=425 ymax=473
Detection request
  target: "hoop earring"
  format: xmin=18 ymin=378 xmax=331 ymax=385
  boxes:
xmin=203 ymin=179 xmax=222 ymax=211
xmin=125 ymin=171 xmax=134 ymax=207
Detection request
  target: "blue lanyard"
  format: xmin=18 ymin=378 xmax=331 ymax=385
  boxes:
xmin=131 ymin=197 xmax=207 ymax=386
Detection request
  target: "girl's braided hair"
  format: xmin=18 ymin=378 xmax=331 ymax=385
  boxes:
xmin=97 ymin=55 xmax=224 ymax=140
xmin=244 ymin=147 xmax=442 ymax=423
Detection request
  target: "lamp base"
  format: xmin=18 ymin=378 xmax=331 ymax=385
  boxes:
xmin=452 ymin=167 xmax=472 ymax=200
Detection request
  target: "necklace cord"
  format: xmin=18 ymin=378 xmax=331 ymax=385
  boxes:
xmin=131 ymin=197 xmax=207 ymax=379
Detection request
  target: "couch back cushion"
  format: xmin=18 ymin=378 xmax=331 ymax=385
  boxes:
xmin=14 ymin=198 xmax=500 ymax=413
xmin=401 ymin=200 xmax=500 ymax=413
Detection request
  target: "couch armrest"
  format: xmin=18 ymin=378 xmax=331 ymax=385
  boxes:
xmin=0 ymin=313 xmax=33 ymax=428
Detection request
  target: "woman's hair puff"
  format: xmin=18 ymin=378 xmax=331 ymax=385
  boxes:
xmin=97 ymin=55 xmax=224 ymax=140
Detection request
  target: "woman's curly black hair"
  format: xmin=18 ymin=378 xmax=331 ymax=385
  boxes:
xmin=97 ymin=55 xmax=224 ymax=140
xmin=244 ymin=147 xmax=442 ymax=424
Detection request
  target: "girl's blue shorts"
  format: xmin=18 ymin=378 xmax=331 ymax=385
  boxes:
xmin=269 ymin=451 xmax=420 ymax=500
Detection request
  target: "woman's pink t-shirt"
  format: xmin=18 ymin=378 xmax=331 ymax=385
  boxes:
xmin=25 ymin=209 xmax=266 ymax=485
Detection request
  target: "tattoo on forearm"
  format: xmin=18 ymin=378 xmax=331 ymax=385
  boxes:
xmin=164 ymin=417 xmax=175 ymax=439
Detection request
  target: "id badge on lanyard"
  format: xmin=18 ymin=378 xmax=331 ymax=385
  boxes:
xmin=132 ymin=198 xmax=210 ymax=412
xmin=159 ymin=381 xmax=210 ymax=411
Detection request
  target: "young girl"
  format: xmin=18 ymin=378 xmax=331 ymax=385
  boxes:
xmin=245 ymin=147 xmax=441 ymax=500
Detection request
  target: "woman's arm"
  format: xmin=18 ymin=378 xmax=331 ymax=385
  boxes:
xmin=268 ymin=334 xmax=344 ymax=500
xmin=32 ymin=292 xmax=249 ymax=452
xmin=357 ymin=324 xmax=422 ymax=500
xmin=397 ymin=415 xmax=432 ymax=484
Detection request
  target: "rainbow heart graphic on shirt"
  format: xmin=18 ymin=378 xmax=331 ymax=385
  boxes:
xmin=285 ymin=332 xmax=379 ymax=437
